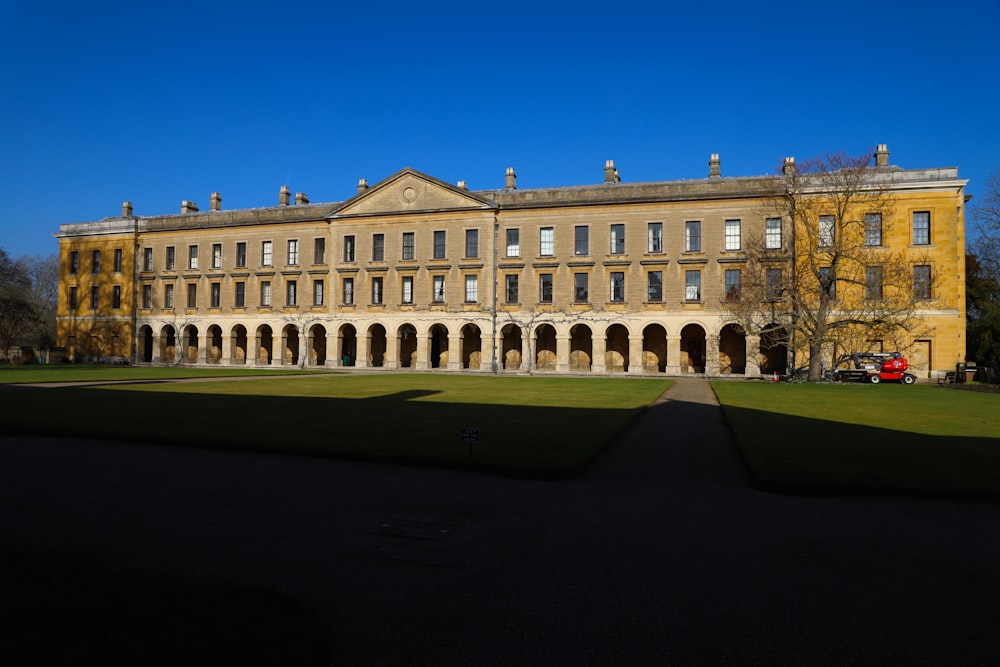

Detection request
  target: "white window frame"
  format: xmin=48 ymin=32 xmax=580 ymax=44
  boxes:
xmin=685 ymin=221 xmax=701 ymax=252
xmin=647 ymin=222 xmax=663 ymax=253
xmin=610 ymin=224 xmax=625 ymax=255
xmin=262 ymin=241 xmax=273 ymax=267
xmin=433 ymin=275 xmax=446 ymax=302
xmin=724 ymin=219 xmax=741 ymax=251
xmin=765 ymin=218 xmax=782 ymax=249
xmin=685 ymin=270 xmax=701 ymax=301
xmin=287 ymin=239 xmax=299 ymax=265
xmin=465 ymin=275 xmax=478 ymax=302
xmin=540 ymin=227 xmax=554 ymax=256
xmin=506 ymin=229 xmax=520 ymax=257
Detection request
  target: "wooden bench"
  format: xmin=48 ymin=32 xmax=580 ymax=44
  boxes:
xmin=938 ymin=371 xmax=957 ymax=384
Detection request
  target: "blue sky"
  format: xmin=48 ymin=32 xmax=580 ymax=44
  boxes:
xmin=2 ymin=0 xmax=998 ymax=258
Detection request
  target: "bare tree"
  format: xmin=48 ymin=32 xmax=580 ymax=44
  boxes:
xmin=724 ymin=151 xmax=932 ymax=381
xmin=0 ymin=248 xmax=36 ymax=361
xmin=968 ymin=169 xmax=1000 ymax=379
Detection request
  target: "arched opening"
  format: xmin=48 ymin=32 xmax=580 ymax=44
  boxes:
xmin=231 ymin=325 xmax=248 ymax=365
xmin=719 ymin=323 xmax=747 ymax=374
xmin=256 ymin=324 xmax=273 ymax=365
xmin=339 ymin=324 xmax=357 ymax=367
xmin=534 ymin=324 xmax=557 ymax=371
xmin=461 ymin=324 xmax=481 ymax=369
xmin=605 ymin=324 xmax=629 ymax=372
xmin=139 ymin=325 xmax=153 ymax=363
xmin=429 ymin=324 xmax=448 ymax=368
xmin=369 ymin=324 xmax=386 ymax=367
xmin=183 ymin=325 xmax=199 ymax=363
xmin=398 ymin=324 xmax=417 ymax=368
xmin=569 ymin=324 xmax=592 ymax=371
xmin=282 ymin=324 xmax=300 ymax=366
xmin=642 ymin=324 xmax=667 ymax=373
xmin=680 ymin=323 xmax=706 ymax=373
xmin=759 ymin=324 xmax=788 ymax=374
xmin=161 ymin=325 xmax=177 ymax=363
xmin=308 ymin=324 xmax=327 ymax=365
xmin=501 ymin=324 xmax=522 ymax=370
xmin=207 ymin=325 xmax=223 ymax=364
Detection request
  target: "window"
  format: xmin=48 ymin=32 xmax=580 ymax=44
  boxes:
xmin=610 ymin=224 xmax=625 ymax=254
xmin=402 ymin=232 xmax=414 ymax=260
xmin=465 ymin=275 xmax=478 ymax=302
xmin=766 ymin=268 xmax=783 ymax=301
xmin=90 ymin=286 xmax=99 ymax=309
xmin=210 ymin=282 xmax=221 ymax=308
xmin=465 ymin=229 xmax=479 ymax=258
xmin=188 ymin=245 xmax=199 ymax=269
xmin=913 ymin=211 xmax=931 ymax=245
xmin=91 ymin=250 xmax=101 ymax=273
xmin=685 ymin=221 xmax=701 ymax=252
xmin=235 ymin=281 xmax=245 ymax=307
xmin=765 ymin=218 xmax=782 ymax=249
xmin=819 ymin=215 xmax=835 ymax=248
xmin=685 ymin=270 xmax=701 ymax=301
xmin=610 ymin=272 xmax=625 ymax=302
xmin=865 ymin=213 xmax=882 ymax=246
xmin=313 ymin=280 xmax=324 ymax=306
xmin=372 ymin=234 xmax=384 ymax=261
xmin=113 ymin=248 xmax=123 ymax=273
xmin=165 ymin=246 xmax=174 ymax=271
xmin=342 ymin=278 xmax=354 ymax=305
xmin=433 ymin=275 xmax=446 ymax=302
xmin=236 ymin=242 xmax=247 ymax=268
xmin=505 ymin=274 xmax=519 ymax=303
xmin=187 ymin=283 xmax=197 ymax=308
xmin=575 ymin=226 xmax=589 ymax=255
xmin=68 ymin=286 xmax=78 ymax=309
xmin=371 ymin=277 xmax=383 ymax=304
xmin=647 ymin=271 xmax=662 ymax=302
xmin=506 ymin=229 xmax=520 ymax=257
xmin=313 ymin=238 xmax=325 ymax=264
xmin=287 ymin=239 xmax=298 ymax=265
xmin=262 ymin=241 xmax=273 ymax=267
xmin=286 ymin=280 xmax=297 ymax=306
xmin=70 ymin=251 xmax=79 ymax=274
xmin=574 ymin=273 xmax=588 ymax=302
xmin=866 ymin=266 xmax=883 ymax=300
xmin=143 ymin=248 xmax=153 ymax=272
xmin=261 ymin=281 xmax=271 ymax=307
xmin=540 ymin=227 xmax=554 ymax=256
xmin=648 ymin=223 xmax=663 ymax=253
xmin=212 ymin=243 xmax=222 ymax=269
xmin=402 ymin=276 xmax=413 ymax=304
xmin=914 ymin=265 xmax=931 ymax=299
xmin=164 ymin=284 xmax=174 ymax=308
xmin=724 ymin=220 xmax=741 ymax=251
xmin=112 ymin=285 xmax=121 ymax=309
xmin=142 ymin=284 xmax=151 ymax=309
xmin=434 ymin=231 xmax=446 ymax=259
xmin=540 ymin=273 xmax=553 ymax=302
xmin=819 ymin=267 xmax=836 ymax=299
xmin=725 ymin=269 xmax=741 ymax=300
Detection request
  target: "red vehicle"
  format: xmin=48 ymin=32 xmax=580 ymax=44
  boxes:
xmin=832 ymin=352 xmax=917 ymax=385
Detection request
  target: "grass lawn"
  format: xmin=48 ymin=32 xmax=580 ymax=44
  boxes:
xmin=0 ymin=365 xmax=323 ymax=384
xmin=2 ymin=373 xmax=671 ymax=476
xmin=713 ymin=381 xmax=1000 ymax=497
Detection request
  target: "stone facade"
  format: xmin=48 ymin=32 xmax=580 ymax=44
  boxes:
xmin=55 ymin=149 xmax=968 ymax=377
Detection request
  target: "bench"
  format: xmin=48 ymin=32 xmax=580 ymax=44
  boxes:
xmin=938 ymin=371 xmax=956 ymax=384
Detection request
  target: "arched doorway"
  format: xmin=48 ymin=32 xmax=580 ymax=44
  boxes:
xmin=398 ymin=324 xmax=417 ymax=368
xmin=642 ymin=324 xmax=667 ymax=373
xmin=534 ymin=324 xmax=556 ymax=370
xmin=207 ymin=325 xmax=223 ymax=364
xmin=461 ymin=324 xmax=481 ymax=369
xmin=429 ymin=324 xmax=448 ymax=368
xmin=605 ymin=324 xmax=629 ymax=372
xmin=161 ymin=325 xmax=177 ymax=363
xmin=681 ymin=323 xmax=706 ymax=373
xmin=308 ymin=324 xmax=327 ymax=365
xmin=339 ymin=324 xmax=357 ymax=367
xmin=369 ymin=324 xmax=386 ymax=367
xmin=183 ymin=325 xmax=199 ymax=363
xmin=138 ymin=325 xmax=153 ymax=363
xmin=256 ymin=324 xmax=273 ymax=365
xmin=569 ymin=324 xmax=592 ymax=371
xmin=759 ymin=324 xmax=788 ymax=374
xmin=282 ymin=324 xmax=300 ymax=365
xmin=501 ymin=323 xmax=522 ymax=370
xmin=231 ymin=325 xmax=248 ymax=364
xmin=719 ymin=323 xmax=747 ymax=374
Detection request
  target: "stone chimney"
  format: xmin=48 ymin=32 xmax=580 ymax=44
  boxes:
xmin=782 ymin=157 xmax=796 ymax=176
xmin=122 ymin=201 xmax=133 ymax=218
xmin=709 ymin=153 xmax=721 ymax=179
xmin=874 ymin=144 xmax=890 ymax=167
xmin=604 ymin=160 xmax=620 ymax=184
xmin=181 ymin=200 xmax=199 ymax=214
xmin=357 ymin=179 xmax=369 ymax=194
xmin=210 ymin=192 xmax=222 ymax=211
xmin=505 ymin=167 xmax=517 ymax=190
xmin=457 ymin=180 xmax=468 ymax=190
xmin=295 ymin=192 xmax=309 ymax=206
xmin=279 ymin=185 xmax=291 ymax=206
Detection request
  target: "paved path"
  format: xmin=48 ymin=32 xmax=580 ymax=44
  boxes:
xmin=1 ymin=379 xmax=998 ymax=665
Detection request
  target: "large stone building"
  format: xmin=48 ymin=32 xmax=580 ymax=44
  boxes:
xmin=55 ymin=146 xmax=968 ymax=378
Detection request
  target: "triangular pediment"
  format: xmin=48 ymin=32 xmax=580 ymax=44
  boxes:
xmin=329 ymin=168 xmax=495 ymax=219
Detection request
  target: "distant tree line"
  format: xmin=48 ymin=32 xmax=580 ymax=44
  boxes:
xmin=968 ymin=169 xmax=1000 ymax=381
xmin=0 ymin=247 xmax=58 ymax=362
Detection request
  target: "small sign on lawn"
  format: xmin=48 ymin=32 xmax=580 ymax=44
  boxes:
xmin=461 ymin=426 xmax=481 ymax=461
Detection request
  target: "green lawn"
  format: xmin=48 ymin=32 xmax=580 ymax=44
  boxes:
xmin=2 ymin=373 xmax=671 ymax=476
xmin=0 ymin=365 xmax=324 ymax=384
xmin=713 ymin=381 xmax=1000 ymax=496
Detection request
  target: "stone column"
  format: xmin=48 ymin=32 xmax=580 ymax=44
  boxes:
xmin=448 ymin=333 xmax=462 ymax=370
xmin=666 ymin=335 xmax=682 ymax=375
xmin=628 ymin=334 xmax=644 ymax=375
xmin=221 ymin=332 xmax=232 ymax=366
xmin=385 ymin=332 xmax=399 ymax=369
xmin=326 ymin=331 xmax=338 ymax=368
xmin=745 ymin=334 xmax=761 ymax=377
xmin=355 ymin=332 xmax=369 ymax=369
xmin=592 ymin=334 xmax=607 ymax=374
xmin=556 ymin=335 xmax=571 ymax=373
xmin=520 ymin=334 xmax=530 ymax=372
xmin=152 ymin=333 xmax=162 ymax=363
xmin=706 ymin=335 xmax=720 ymax=376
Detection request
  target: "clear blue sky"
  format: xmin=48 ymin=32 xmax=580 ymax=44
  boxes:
xmin=2 ymin=0 xmax=998 ymax=258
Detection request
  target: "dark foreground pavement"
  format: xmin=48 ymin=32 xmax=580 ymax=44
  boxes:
xmin=1 ymin=378 xmax=998 ymax=665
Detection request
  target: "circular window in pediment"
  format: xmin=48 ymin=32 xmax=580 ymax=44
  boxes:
xmin=401 ymin=186 xmax=417 ymax=203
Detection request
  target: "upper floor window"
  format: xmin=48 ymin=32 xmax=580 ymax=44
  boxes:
xmin=610 ymin=272 xmax=625 ymax=302
xmin=69 ymin=286 xmax=78 ymax=309
xmin=539 ymin=273 xmax=553 ymax=302
xmin=685 ymin=221 xmax=701 ymax=252
xmin=913 ymin=211 xmax=931 ymax=245
xmin=865 ymin=213 xmax=882 ymax=246
xmin=372 ymin=234 xmax=384 ymax=261
xmin=685 ymin=270 xmax=701 ymax=301
xmin=165 ymin=246 xmax=175 ymax=271
xmin=540 ymin=227 xmax=554 ymax=256
xmin=402 ymin=232 xmax=415 ymax=260
xmin=766 ymin=268 xmax=784 ymax=301
xmin=143 ymin=248 xmax=153 ymax=272
xmin=765 ymin=217 xmax=782 ymax=249
xmin=142 ymin=284 xmax=152 ymax=309
xmin=262 ymin=241 xmax=273 ymax=267
xmin=286 ymin=280 xmax=297 ymax=306
xmin=70 ymin=251 xmax=79 ymax=274
xmin=575 ymin=226 xmax=589 ymax=255
xmin=187 ymin=283 xmax=197 ymax=308
xmin=866 ymin=266 xmax=883 ymax=300
xmin=724 ymin=219 xmax=741 ymax=251
xmin=505 ymin=274 xmax=519 ymax=303
xmin=574 ymin=273 xmax=588 ymax=302
xmin=91 ymin=250 xmax=101 ymax=273
xmin=261 ymin=281 xmax=271 ymax=307
xmin=313 ymin=279 xmax=324 ymax=306
xmin=433 ymin=275 xmax=446 ymax=302
xmin=506 ymin=229 xmax=520 ymax=257
xmin=725 ymin=268 xmax=741 ymax=300
xmin=313 ymin=238 xmax=325 ymax=264
xmin=371 ymin=277 xmax=383 ymax=305
xmin=610 ymin=224 xmax=625 ymax=254
xmin=819 ymin=266 xmax=836 ymax=300
xmin=401 ymin=276 xmax=413 ymax=304
xmin=210 ymin=282 xmax=221 ymax=308
xmin=212 ymin=243 xmax=222 ymax=269
xmin=648 ymin=223 xmax=663 ymax=253
xmin=914 ymin=265 xmax=931 ymax=299
xmin=164 ymin=283 xmax=174 ymax=309
xmin=90 ymin=286 xmax=99 ymax=309
xmin=188 ymin=245 xmax=199 ymax=270
xmin=235 ymin=281 xmax=245 ymax=307
xmin=342 ymin=278 xmax=353 ymax=305
xmin=465 ymin=275 xmax=478 ymax=302
xmin=647 ymin=271 xmax=662 ymax=302
xmin=343 ymin=236 xmax=355 ymax=262
xmin=465 ymin=229 xmax=479 ymax=258
xmin=287 ymin=239 xmax=298 ymax=265
xmin=236 ymin=242 xmax=247 ymax=268
xmin=433 ymin=231 xmax=446 ymax=259
xmin=818 ymin=215 xmax=835 ymax=248
xmin=113 ymin=248 xmax=123 ymax=273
